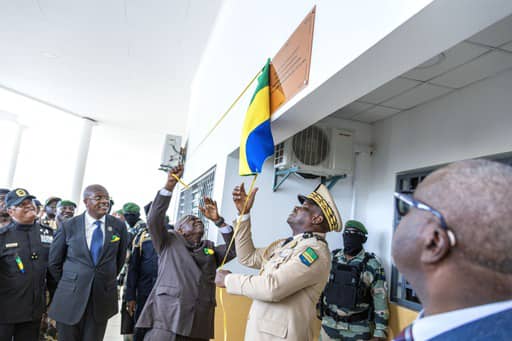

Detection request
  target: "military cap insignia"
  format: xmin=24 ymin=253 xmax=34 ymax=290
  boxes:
xmin=203 ymin=247 xmax=215 ymax=255
xmin=15 ymin=189 xmax=26 ymax=197
xmin=111 ymin=235 xmax=120 ymax=243
xmin=299 ymin=247 xmax=318 ymax=267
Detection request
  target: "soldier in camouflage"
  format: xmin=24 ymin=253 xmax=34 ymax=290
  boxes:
xmin=319 ymin=220 xmax=389 ymax=341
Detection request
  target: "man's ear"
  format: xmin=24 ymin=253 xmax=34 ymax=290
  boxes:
xmin=7 ymin=207 xmax=14 ymax=217
xmin=312 ymin=214 xmax=324 ymax=226
xmin=420 ymin=225 xmax=451 ymax=264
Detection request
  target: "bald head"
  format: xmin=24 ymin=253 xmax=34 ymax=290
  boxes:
xmin=415 ymin=159 xmax=512 ymax=274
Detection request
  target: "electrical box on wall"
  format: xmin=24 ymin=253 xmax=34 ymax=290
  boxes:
xmin=274 ymin=125 xmax=353 ymax=177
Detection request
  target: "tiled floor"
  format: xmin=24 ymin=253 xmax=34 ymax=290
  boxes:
xmin=103 ymin=309 xmax=125 ymax=341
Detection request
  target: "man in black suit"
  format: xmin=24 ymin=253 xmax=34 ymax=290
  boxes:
xmin=48 ymin=184 xmax=129 ymax=341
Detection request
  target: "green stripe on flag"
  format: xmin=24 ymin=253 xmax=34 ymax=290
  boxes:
xmin=249 ymin=59 xmax=270 ymax=105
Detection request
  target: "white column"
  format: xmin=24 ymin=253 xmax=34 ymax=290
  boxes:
xmin=6 ymin=123 xmax=24 ymax=187
xmin=71 ymin=117 xmax=95 ymax=203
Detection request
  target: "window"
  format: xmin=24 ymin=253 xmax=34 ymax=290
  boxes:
xmin=177 ymin=167 xmax=216 ymax=238
xmin=391 ymin=152 xmax=512 ymax=310
xmin=391 ymin=168 xmax=433 ymax=310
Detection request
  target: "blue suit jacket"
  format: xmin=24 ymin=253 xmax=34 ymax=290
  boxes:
xmin=48 ymin=213 xmax=129 ymax=324
xmin=429 ymin=308 xmax=512 ymax=341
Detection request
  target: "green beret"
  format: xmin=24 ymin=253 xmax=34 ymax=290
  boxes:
xmin=122 ymin=202 xmax=140 ymax=214
xmin=345 ymin=220 xmax=368 ymax=234
xmin=115 ymin=209 xmax=124 ymax=215
xmin=57 ymin=200 xmax=77 ymax=208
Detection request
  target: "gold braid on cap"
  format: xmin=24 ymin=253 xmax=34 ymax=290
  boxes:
xmin=307 ymin=192 xmax=339 ymax=231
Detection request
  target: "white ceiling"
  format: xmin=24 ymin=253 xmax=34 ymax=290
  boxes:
xmin=0 ymin=0 xmax=222 ymax=134
xmin=332 ymin=14 xmax=512 ymax=123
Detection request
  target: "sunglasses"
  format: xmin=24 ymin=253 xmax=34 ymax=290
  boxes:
xmin=394 ymin=192 xmax=456 ymax=247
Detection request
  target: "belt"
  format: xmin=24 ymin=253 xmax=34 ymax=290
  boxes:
xmin=325 ymin=309 xmax=369 ymax=323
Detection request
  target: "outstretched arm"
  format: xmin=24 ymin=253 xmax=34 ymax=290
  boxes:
xmin=230 ymin=183 xmax=266 ymax=268
xmin=148 ymin=165 xmax=183 ymax=253
xmin=219 ymin=244 xmax=330 ymax=302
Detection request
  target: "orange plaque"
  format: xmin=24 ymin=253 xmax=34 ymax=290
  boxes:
xmin=270 ymin=6 xmax=316 ymax=114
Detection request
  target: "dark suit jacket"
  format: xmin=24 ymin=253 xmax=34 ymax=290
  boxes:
xmin=48 ymin=213 xmax=129 ymax=325
xmin=429 ymin=307 xmax=512 ymax=341
xmin=136 ymin=191 xmax=236 ymax=339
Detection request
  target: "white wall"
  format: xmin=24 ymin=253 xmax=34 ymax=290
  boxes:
xmin=181 ymin=0 xmax=512 ymax=276
xmin=184 ymin=0 xmax=433 ymax=183
xmin=82 ymin=124 xmax=169 ymax=217
xmin=360 ymin=68 xmax=512 ymax=274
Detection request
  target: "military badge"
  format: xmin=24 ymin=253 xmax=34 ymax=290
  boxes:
xmin=111 ymin=235 xmax=120 ymax=243
xmin=299 ymin=247 xmax=318 ymax=267
xmin=203 ymin=247 xmax=215 ymax=255
xmin=41 ymin=235 xmax=53 ymax=244
xmin=15 ymin=189 xmax=26 ymax=197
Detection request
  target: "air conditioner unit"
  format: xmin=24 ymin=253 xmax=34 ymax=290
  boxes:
xmin=274 ymin=125 xmax=353 ymax=177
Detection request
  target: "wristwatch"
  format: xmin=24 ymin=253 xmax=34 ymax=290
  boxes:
xmin=214 ymin=216 xmax=225 ymax=227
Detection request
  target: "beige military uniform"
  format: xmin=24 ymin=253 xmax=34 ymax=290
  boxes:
xmin=225 ymin=216 xmax=331 ymax=340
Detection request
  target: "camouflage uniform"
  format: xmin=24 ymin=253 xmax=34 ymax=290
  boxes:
xmin=320 ymin=248 xmax=389 ymax=340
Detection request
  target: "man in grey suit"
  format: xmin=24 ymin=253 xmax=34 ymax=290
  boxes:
xmin=49 ymin=184 xmax=129 ymax=341
xmin=135 ymin=165 xmax=237 ymax=340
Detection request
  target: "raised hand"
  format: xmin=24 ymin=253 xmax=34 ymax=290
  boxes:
xmin=232 ymin=182 xmax=258 ymax=215
xmin=165 ymin=164 xmax=184 ymax=191
xmin=126 ymin=300 xmax=136 ymax=317
xmin=198 ymin=197 xmax=220 ymax=221
xmin=215 ymin=269 xmax=231 ymax=288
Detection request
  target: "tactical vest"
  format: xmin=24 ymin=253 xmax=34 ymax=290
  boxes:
xmin=323 ymin=251 xmax=373 ymax=310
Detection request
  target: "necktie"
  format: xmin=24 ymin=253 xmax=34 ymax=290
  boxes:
xmin=91 ymin=220 xmax=103 ymax=265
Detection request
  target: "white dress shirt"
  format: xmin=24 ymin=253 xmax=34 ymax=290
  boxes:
xmin=84 ymin=212 xmax=106 ymax=250
xmin=412 ymin=299 xmax=512 ymax=340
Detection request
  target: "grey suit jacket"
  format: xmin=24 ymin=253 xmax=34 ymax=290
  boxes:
xmin=136 ymin=191 xmax=236 ymax=339
xmin=48 ymin=213 xmax=129 ymax=324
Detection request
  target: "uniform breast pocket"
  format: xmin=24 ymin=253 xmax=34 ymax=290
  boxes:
xmin=0 ymin=249 xmax=21 ymax=275
xmin=269 ymin=250 xmax=293 ymax=270
xmin=258 ymin=318 xmax=288 ymax=338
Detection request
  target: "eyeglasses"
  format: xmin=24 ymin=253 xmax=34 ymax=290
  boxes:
xmin=394 ymin=192 xmax=456 ymax=246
